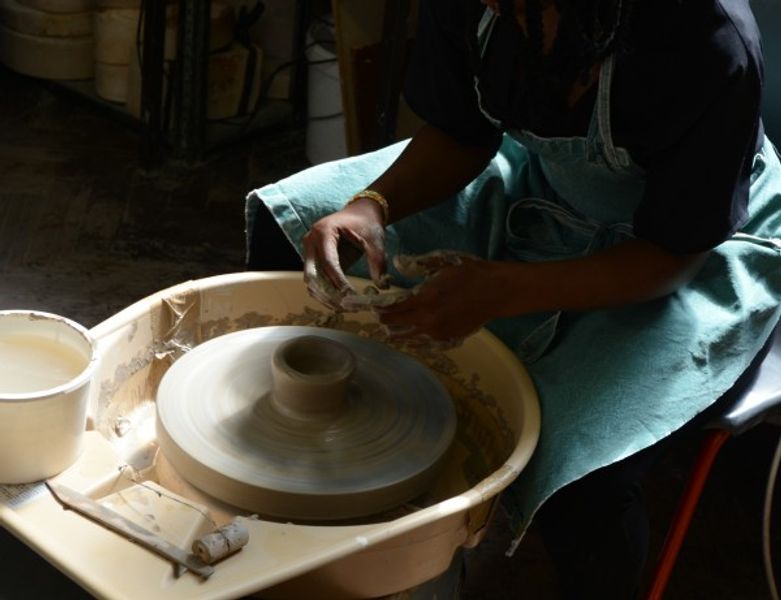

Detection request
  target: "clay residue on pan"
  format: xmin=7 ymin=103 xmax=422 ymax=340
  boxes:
xmin=95 ymin=298 xmax=515 ymax=520
xmin=95 ymin=346 xmax=157 ymax=440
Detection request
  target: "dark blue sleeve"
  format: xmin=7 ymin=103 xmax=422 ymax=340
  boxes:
xmin=403 ymin=0 xmax=503 ymax=150
xmin=632 ymin=3 xmax=763 ymax=253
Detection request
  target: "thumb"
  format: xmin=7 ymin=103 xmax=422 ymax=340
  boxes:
xmin=364 ymin=243 xmax=389 ymax=289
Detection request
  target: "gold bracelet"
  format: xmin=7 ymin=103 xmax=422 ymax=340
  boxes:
xmin=346 ymin=189 xmax=389 ymax=225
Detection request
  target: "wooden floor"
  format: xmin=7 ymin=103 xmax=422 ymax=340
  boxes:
xmin=0 ymin=64 xmax=779 ymax=600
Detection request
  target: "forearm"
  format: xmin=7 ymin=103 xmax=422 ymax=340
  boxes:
xmin=491 ymin=238 xmax=709 ymax=316
xmin=366 ymin=124 xmax=499 ymax=223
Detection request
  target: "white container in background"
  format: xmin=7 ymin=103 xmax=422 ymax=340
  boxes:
xmin=305 ymin=16 xmax=347 ymax=165
xmin=0 ymin=23 xmax=94 ymax=80
xmin=15 ymin=0 xmax=91 ymax=13
xmin=92 ymin=8 xmax=139 ymax=65
xmin=0 ymin=0 xmax=92 ymax=38
xmin=94 ymin=61 xmax=128 ymax=102
xmin=0 ymin=310 xmax=96 ymax=484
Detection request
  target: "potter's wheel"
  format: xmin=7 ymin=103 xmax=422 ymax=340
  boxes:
xmin=156 ymin=326 xmax=457 ymax=520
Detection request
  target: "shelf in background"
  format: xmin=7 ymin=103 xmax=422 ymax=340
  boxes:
xmin=49 ymin=77 xmax=295 ymax=155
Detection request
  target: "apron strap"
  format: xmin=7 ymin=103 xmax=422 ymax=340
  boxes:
xmin=586 ymin=54 xmax=625 ymax=170
xmin=473 ymin=8 xmax=503 ymax=129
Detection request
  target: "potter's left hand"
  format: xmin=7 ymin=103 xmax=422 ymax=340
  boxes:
xmin=376 ymin=251 xmax=501 ymax=348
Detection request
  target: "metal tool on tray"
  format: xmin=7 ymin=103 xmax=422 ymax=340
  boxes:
xmin=46 ymin=482 xmax=215 ymax=579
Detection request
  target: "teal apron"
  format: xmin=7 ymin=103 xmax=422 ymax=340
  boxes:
xmin=246 ymin=9 xmax=781 ymax=544
xmin=472 ymin=9 xmax=644 ymax=363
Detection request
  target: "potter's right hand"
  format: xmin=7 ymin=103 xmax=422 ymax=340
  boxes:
xmin=302 ymin=197 xmax=388 ymax=309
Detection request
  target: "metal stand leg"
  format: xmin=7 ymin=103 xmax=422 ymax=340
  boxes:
xmin=644 ymin=429 xmax=731 ymax=600
xmin=291 ymin=0 xmax=312 ymax=125
xmin=139 ymin=0 xmax=167 ymax=170
xmin=172 ymin=0 xmax=211 ymax=163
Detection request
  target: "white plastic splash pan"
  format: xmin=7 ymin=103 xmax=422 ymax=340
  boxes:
xmin=0 ymin=272 xmax=540 ymax=599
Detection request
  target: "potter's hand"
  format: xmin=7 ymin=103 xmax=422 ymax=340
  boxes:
xmin=376 ymin=251 xmax=496 ymax=349
xmin=302 ymin=198 xmax=388 ymax=309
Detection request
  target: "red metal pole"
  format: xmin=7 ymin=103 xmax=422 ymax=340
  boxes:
xmin=645 ymin=429 xmax=731 ymax=600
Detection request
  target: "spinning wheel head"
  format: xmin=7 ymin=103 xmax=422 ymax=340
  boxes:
xmin=156 ymin=326 xmax=457 ymax=521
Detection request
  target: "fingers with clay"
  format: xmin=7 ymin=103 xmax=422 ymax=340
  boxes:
xmin=375 ymin=250 xmax=488 ymax=348
xmin=340 ymin=250 xmax=471 ymax=311
xmin=394 ymin=250 xmax=474 ymax=277
xmin=340 ymin=285 xmax=411 ymax=312
xmin=303 ymin=254 xmax=345 ymax=310
xmin=302 ymin=194 xmax=389 ymax=310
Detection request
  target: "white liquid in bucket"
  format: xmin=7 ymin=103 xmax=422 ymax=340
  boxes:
xmin=0 ymin=333 xmax=86 ymax=394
